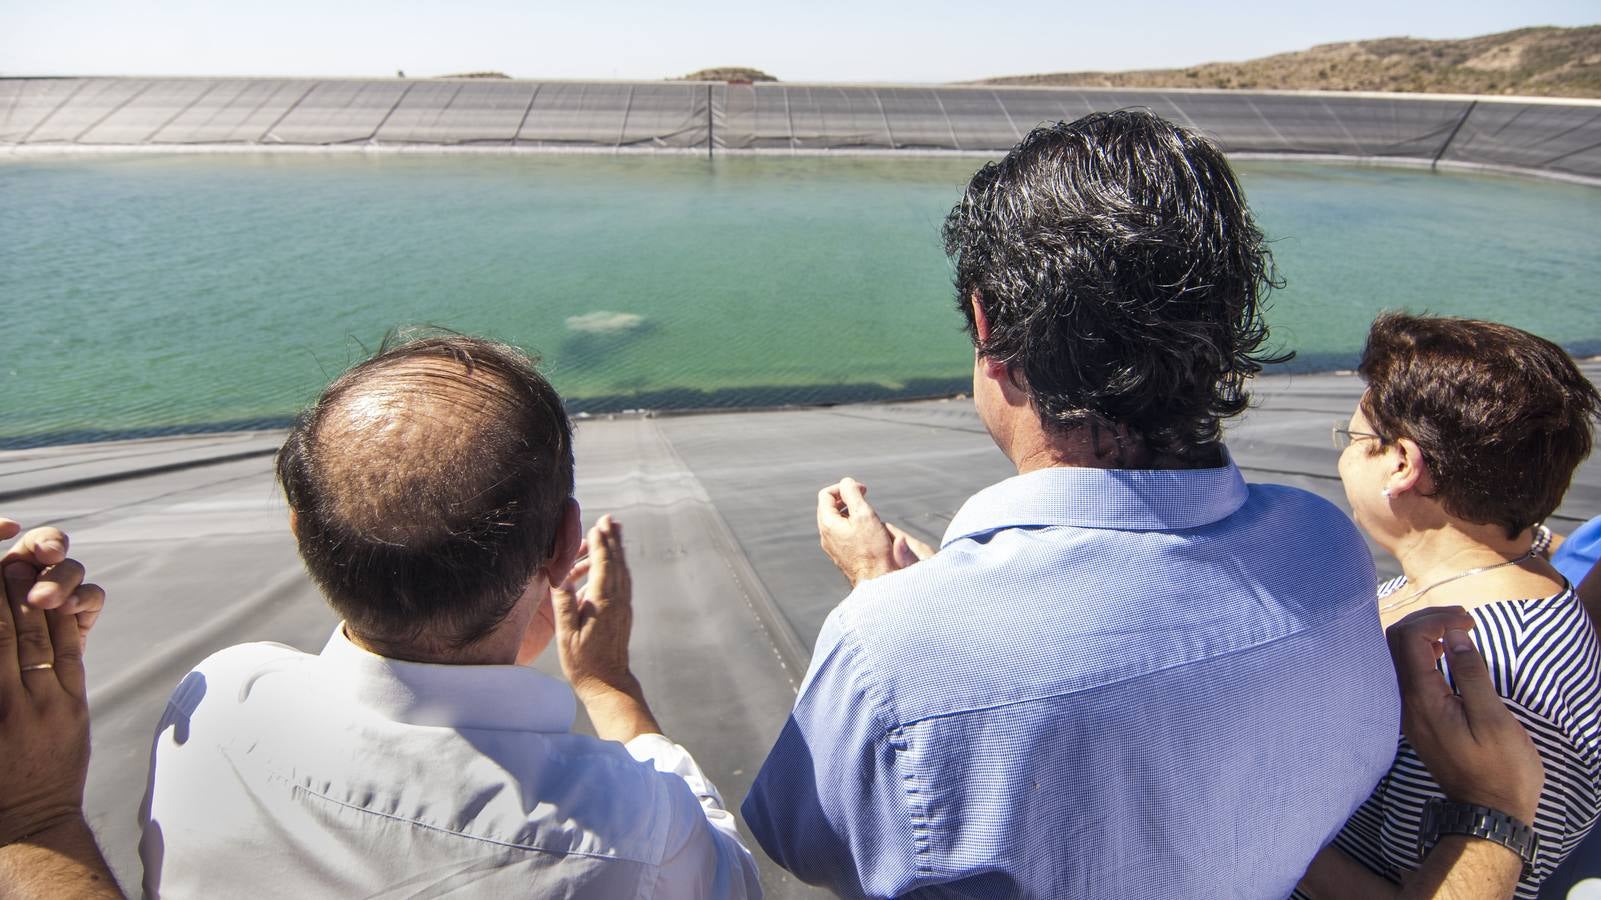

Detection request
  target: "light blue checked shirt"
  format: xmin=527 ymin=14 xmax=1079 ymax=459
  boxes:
xmin=744 ymin=461 xmax=1399 ymax=899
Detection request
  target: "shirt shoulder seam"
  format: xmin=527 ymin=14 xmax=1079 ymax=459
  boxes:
xmin=835 ymin=618 xmax=937 ymax=875
xmin=871 ymin=599 xmax=1385 ymax=730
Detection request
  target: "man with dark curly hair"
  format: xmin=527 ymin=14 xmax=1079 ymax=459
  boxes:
xmin=742 ymin=111 xmax=1402 ymax=898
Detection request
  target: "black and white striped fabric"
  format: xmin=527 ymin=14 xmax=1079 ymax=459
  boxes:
xmin=1330 ymin=582 xmax=1601 ymax=899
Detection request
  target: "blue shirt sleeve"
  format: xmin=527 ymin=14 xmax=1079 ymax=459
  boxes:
xmin=1553 ymin=514 xmax=1601 ymax=587
xmin=741 ymin=606 xmax=920 ymax=899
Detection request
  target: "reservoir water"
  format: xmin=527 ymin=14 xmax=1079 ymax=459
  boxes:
xmin=3 ymin=153 xmax=1599 ymax=447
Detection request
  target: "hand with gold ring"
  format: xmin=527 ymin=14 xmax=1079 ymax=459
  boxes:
xmin=0 ymin=519 xmax=92 ymax=844
xmin=0 ymin=518 xmax=120 ymax=897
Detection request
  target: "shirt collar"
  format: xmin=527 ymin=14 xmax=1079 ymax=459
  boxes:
xmin=942 ymin=457 xmax=1249 ymax=547
xmin=318 ymin=626 xmax=577 ymax=733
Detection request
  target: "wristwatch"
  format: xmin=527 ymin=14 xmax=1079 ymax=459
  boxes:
xmin=1418 ymin=797 xmax=1538 ymax=879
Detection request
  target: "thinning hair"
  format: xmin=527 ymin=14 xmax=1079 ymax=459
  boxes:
xmin=942 ymin=110 xmax=1287 ymax=464
xmin=1358 ymin=312 xmax=1600 ymax=538
xmin=276 ymin=332 xmax=574 ymax=652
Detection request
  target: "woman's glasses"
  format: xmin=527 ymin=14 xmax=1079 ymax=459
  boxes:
xmin=1331 ymin=423 xmax=1386 ymax=452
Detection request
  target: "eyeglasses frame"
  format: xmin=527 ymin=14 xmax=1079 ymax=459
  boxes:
xmin=1331 ymin=423 xmax=1387 ymax=452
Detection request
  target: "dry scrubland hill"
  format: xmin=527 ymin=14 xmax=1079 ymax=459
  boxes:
xmin=677 ymin=67 xmax=779 ymax=82
xmin=980 ymin=26 xmax=1601 ymax=98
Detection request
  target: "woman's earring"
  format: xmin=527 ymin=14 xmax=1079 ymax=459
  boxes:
xmin=1381 ymin=488 xmax=1392 ymax=500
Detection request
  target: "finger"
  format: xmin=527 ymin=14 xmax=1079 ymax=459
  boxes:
xmin=27 ymin=557 xmax=85 ymax=610
xmin=886 ymin=525 xmax=918 ymax=568
xmin=591 ymin=512 xmax=624 ymax=554
xmin=1 ymin=526 xmax=68 ymax=568
xmin=562 ymin=557 xmax=593 ymax=592
xmin=598 ymin=518 xmax=629 ymax=591
xmin=560 ymin=538 xmax=590 ymax=584
xmin=552 ymin=524 xmax=596 ymax=634
xmin=585 ymin=521 xmax=614 ymax=612
xmin=0 ymin=559 xmax=22 ymax=701
xmin=5 ymin=562 xmax=55 ymax=672
xmin=0 ymin=519 xmax=18 ymax=542
xmin=886 ymin=523 xmax=935 ymax=561
xmin=817 ymin=485 xmax=848 ymax=527
xmin=1387 ymin=608 xmax=1464 ymax=708
xmin=44 ymin=605 xmax=85 ymax=699
xmin=66 ymin=583 xmax=105 ymax=642
xmin=592 ymin=518 xmax=620 ymax=602
xmin=1442 ymin=628 xmax=1510 ymax=734
xmin=1386 ymin=607 xmax=1472 ymax=668
xmin=573 ymin=554 xmax=601 ymax=602
xmin=59 ymin=581 xmax=104 ymax=617
xmin=551 ymin=575 xmax=582 ymax=633
xmin=836 ymin=478 xmax=878 ymax=521
xmin=891 ymin=533 xmax=917 ymax=570
xmin=555 ymin=552 xmax=594 ymax=605
xmin=1399 ymin=604 xmax=1476 ymax=631
xmin=610 ymin=526 xmax=632 ymax=609
xmin=76 ymin=608 xmax=103 ymax=644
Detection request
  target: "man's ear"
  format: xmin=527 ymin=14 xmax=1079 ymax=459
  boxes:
xmin=970 ymin=293 xmax=1009 ymax=380
xmin=544 ymin=498 xmax=583 ymax=585
xmin=1388 ymin=438 xmax=1431 ymax=497
xmin=970 ymin=292 xmax=992 ymax=344
xmin=287 ymin=508 xmax=299 ymax=538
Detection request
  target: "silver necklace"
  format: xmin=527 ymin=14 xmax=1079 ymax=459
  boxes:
xmin=1380 ymin=524 xmax=1552 ymax=616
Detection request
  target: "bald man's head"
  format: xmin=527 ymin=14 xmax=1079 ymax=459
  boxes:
xmin=276 ymin=335 xmax=574 ymax=653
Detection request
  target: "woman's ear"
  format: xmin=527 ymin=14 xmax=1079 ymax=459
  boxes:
xmin=1387 ymin=438 xmax=1432 ymax=498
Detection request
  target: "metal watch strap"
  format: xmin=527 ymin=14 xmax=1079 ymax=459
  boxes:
xmin=1418 ymin=797 xmax=1539 ymax=879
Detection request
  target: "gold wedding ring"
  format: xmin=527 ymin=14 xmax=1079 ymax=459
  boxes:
xmin=19 ymin=662 xmax=54 ymax=672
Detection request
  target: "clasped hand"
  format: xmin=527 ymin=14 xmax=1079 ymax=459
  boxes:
xmin=816 ymin=477 xmax=935 ymax=588
xmin=0 ymin=518 xmax=104 ymax=846
xmin=550 ymin=515 xmax=660 ymax=744
xmin=1387 ymin=606 xmax=1543 ymax=824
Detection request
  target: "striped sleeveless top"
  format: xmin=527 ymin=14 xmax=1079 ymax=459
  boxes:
xmin=1328 ymin=581 xmax=1601 ymax=899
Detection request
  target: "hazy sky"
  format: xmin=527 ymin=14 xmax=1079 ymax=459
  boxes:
xmin=4 ymin=0 xmax=1596 ymax=84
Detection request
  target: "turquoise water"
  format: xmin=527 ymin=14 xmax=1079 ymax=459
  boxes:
xmin=2 ymin=153 xmax=1599 ymax=447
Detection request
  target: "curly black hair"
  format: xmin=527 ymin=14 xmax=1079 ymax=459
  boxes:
xmin=942 ymin=110 xmax=1288 ymax=464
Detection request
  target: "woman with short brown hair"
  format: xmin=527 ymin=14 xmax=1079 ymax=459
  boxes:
xmin=1301 ymin=312 xmax=1601 ymax=899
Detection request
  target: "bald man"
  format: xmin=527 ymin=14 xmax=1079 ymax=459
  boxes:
xmin=137 ymin=335 xmax=760 ymax=898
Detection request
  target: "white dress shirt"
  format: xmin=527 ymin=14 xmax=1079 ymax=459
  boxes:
xmin=140 ymin=627 xmax=761 ymax=898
